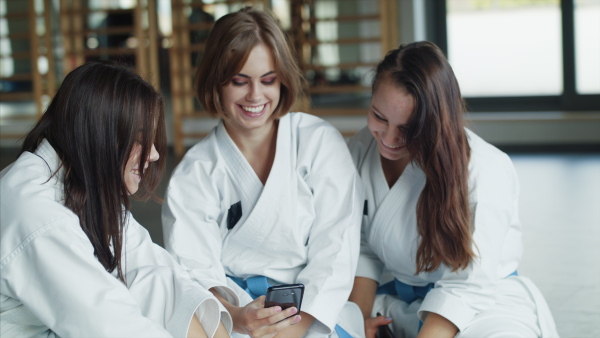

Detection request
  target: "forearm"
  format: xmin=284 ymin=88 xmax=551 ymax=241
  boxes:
xmin=187 ymin=314 xmax=208 ymax=338
xmin=417 ymin=312 xmax=458 ymax=338
xmin=349 ymin=276 xmax=378 ymax=319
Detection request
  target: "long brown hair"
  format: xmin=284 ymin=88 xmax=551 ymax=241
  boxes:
xmin=373 ymin=41 xmax=475 ymax=273
xmin=20 ymin=62 xmax=167 ymax=282
xmin=195 ymin=6 xmax=305 ymax=119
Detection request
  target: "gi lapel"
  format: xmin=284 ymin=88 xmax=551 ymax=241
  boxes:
xmin=217 ymin=116 xmax=293 ymax=248
xmin=367 ymin=145 xmax=425 ymax=258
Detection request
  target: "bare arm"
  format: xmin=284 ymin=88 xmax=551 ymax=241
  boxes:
xmin=349 ymin=277 xmax=393 ymax=338
xmin=187 ymin=314 xmax=208 ymax=338
xmin=417 ymin=312 xmax=458 ymax=338
xmin=187 ymin=314 xmax=229 ymax=338
xmin=349 ymin=276 xmax=378 ymax=319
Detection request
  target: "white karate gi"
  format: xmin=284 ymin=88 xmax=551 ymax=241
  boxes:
xmin=0 ymin=140 xmax=231 ymax=338
xmin=348 ymin=127 xmax=559 ymax=338
xmin=162 ymin=113 xmax=364 ymax=337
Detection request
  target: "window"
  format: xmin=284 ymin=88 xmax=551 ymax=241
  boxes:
xmin=574 ymin=0 xmax=600 ymax=94
xmin=429 ymin=0 xmax=599 ymax=111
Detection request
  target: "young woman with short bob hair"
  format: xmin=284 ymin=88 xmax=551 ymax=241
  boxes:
xmin=163 ymin=7 xmax=365 ymax=338
xmin=347 ymin=41 xmax=559 ymax=338
xmin=194 ymin=6 xmax=302 ymax=120
xmin=0 ymin=62 xmax=230 ymax=338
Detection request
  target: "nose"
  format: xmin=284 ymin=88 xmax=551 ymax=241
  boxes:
xmin=148 ymin=144 xmax=159 ymax=162
xmin=382 ymin=126 xmax=403 ymax=146
xmin=245 ymin=83 xmax=262 ymax=102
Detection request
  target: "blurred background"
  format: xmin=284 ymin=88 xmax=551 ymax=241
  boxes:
xmin=0 ymin=0 xmax=599 ymax=336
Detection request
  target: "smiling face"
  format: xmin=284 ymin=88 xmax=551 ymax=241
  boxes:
xmin=123 ymin=142 xmax=159 ymax=195
xmin=368 ymin=77 xmax=415 ymax=166
xmin=220 ymin=43 xmax=281 ymax=136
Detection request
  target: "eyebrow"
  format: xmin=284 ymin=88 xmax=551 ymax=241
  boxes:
xmin=372 ymin=104 xmax=411 ymax=126
xmin=236 ymin=71 xmax=276 ymax=78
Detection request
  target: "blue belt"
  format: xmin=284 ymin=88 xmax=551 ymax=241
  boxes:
xmin=377 ymin=270 xmax=518 ymax=302
xmin=228 ymin=275 xmax=353 ymax=338
xmin=376 ymin=279 xmax=434 ymax=303
xmin=377 ymin=271 xmax=518 ymax=331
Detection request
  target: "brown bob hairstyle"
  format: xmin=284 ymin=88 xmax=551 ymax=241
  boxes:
xmin=373 ymin=41 xmax=475 ymax=274
xmin=194 ymin=6 xmax=304 ymax=119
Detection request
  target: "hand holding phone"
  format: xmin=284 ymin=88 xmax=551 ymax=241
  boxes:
xmin=375 ymin=312 xmax=396 ymax=338
xmin=264 ymin=283 xmax=304 ymax=313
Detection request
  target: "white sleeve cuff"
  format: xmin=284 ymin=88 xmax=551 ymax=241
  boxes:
xmin=194 ymin=298 xmax=221 ymax=338
xmin=418 ymin=289 xmax=477 ymax=332
xmin=355 ymin=254 xmax=384 ymax=283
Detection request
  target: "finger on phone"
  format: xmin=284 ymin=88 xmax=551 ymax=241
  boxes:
xmin=265 ymin=306 xmax=297 ymax=324
xmin=273 ymin=314 xmax=301 ymax=330
xmin=375 ymin=312 xmax=393 ymax=324
xmin=254 ymin=304 xmax=282 ymax=321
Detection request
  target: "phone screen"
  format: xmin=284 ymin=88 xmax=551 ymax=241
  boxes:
xmin=264 ymin=283 xmax=304 ymax=312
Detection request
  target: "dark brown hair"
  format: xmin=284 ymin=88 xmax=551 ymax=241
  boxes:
xmin=194 ymin=6 xmax=304 ymax=119
xmin=373 ymin=41 xmax=475 ymax=273
xmin=20 ymin=61 xmax=167 ymax=282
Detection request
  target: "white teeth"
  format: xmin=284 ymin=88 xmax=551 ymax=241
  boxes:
xmin=384 ymin=143 xmax=402 ymax=149
xmin=241 ymin=105 xmax=264 ymax=113
xmin=132 ymin=169 xmax=140 ymax=176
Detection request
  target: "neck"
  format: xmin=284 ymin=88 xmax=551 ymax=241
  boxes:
xmin=225 ymin=119 xmax=278 ymax=185
xmin=226 ymin=119 xmax=277 ymax=154
xmin=381 ymin=155 xmax=411 ymax=187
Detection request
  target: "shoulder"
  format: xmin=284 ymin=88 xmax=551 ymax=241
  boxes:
xmin=1 ymin=152 xmax=77 ymax=225
xmin=283 ymin=114 xmax=361 ymax=184
xmin=285 ymin=112 xmax=344 ymax=142
xmin=466 ymin=128 xmax=519 ymax=199
xmin=179 ymin=127 xmax=220 ymax=163
xmin=170 ymin=127 xmax=223 ymax=180
xmin=1 ymin=153 xmax=83 ymax=266
xmin=467 ymin=128 xmax=515 ymax=176
xmin=284 ymin=113 xmax=349 ymax=156
xmin=164 ymin=128 xmax=229 ymax=208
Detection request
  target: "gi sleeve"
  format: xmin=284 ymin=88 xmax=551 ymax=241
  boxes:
xmin=348 ymin=127 xmax=385 ymax=283
xmin=162 ymin=151 xmax=242 ymax=308
xmin=0 ymin=218 xmax=174 ymax=337
xmin=355 ymin=225 xmax=386 ymax=283
xmin=296 ymin=123 xmax=364 ymax=334
xmin=418 ymin=149 xmax=522 ymax=332
xmin=123 ymin=212 xmax=233 ymax=336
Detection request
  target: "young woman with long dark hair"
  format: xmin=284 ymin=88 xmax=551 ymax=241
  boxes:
xmin=348 ymin=41 xmax=558 ymax=338
xmin=0 ymin=62 xmax=230 ymax=337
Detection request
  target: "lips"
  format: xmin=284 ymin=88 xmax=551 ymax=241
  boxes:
xmin=131 ymin=168 xmax=141 ymax=179
xmin=242 ymin=104 xmax=265 ymax=113
xmin=239 ymin=104 xmax=266 ymax=117
xmin=382 ymin=142 xmax=405 ymax=150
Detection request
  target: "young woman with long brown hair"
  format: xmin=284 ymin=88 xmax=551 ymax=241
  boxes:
xmin=348 ymin=41 xmax=558 ymax=338
xmin=0 ymin=62 xmax=230 ymax=337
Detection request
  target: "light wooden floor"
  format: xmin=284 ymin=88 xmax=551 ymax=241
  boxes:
xmin=2 ymin=149 xmax=599 ymax=337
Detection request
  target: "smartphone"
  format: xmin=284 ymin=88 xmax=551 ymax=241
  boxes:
xmin=264 ymin=283 xmax=304 ymax=312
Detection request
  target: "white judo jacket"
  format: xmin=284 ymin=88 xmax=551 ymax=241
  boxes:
xmin=0 ymin=140 xmax=230 ymax=337
xmin=348 ymin=127 xmax=558 ymax=336
xmin=162 ymin=113 xmax=363 ymax=335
